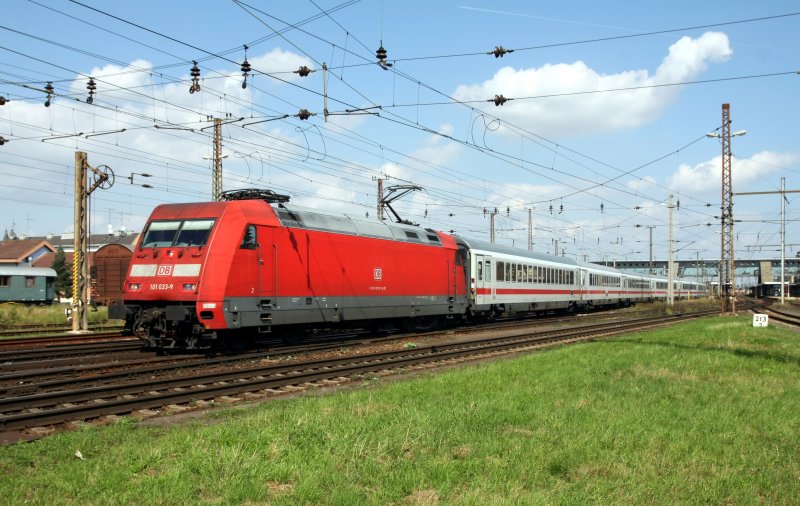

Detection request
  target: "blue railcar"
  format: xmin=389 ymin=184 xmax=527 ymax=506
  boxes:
xmin=0 ymin=266 xmax=57 ymax=304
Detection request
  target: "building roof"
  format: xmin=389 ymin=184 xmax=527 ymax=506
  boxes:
xmin=32 ymin=251 xmax=95 ymax=269
xmin=41 ymin=232 xmax=139 ymax=252
xmin=0 ymin=266 xmax=57 ymax=277
xmin=0 ymin=238 xmax=55 ymax=265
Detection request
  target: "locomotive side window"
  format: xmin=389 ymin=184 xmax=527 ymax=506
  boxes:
xmin=240 ymin=225 xmax=257 ymax=249
xmin=455 ymin=247 xmax=467 ymax=266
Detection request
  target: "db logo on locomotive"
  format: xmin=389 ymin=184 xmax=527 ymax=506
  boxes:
xmin=157 ymin=264 xmax=174 ymax=276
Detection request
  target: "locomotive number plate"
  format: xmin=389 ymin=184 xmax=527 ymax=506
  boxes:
xmin=150 ymin=283 xmax=174 ymax=290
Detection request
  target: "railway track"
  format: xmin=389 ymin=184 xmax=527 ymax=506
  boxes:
xmin=0 ymin=310 xmax=712 ymax=441
xmin=752 ymin=303 xmax=800 ymax=329
xmin=0 ymin=324 xmax=123 ymax=338
xmin=0 ymin=336 xmax=141 ymax=364
xmin=0 ymin=306 xmax=670 ymax=385
xmin=0 ymin=331 xmax=128 ymax=349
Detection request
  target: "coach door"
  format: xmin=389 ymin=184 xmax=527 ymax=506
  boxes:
xmin=578 ymin=268 xmax=588 ymax=301
xmin=256 ymin=227 xmax=275 ymax=299
xmin=475 ymin=254 xmax=494 ymax=302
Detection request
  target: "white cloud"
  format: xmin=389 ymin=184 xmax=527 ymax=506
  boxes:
xmin=249 ymin=48 xmax=315 ymax=82
xmin=668 ymin=150 xmax=799 ymax=193
xmin=453 ymin=32 xmax=732 ymax=138
xmin=626 ymin=176 xmax=657 ymax=192
xmin=409 ymin=142 xmax=462 ymax=168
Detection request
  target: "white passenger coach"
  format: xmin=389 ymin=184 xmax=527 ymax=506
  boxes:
xmin=456 ymin=237 xmax=705 ymax=320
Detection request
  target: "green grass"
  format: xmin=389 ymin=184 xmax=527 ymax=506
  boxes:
xmin=2 ymin=315 xmax=799 ymax=504
xmin=0 ymin=303 xmax=114 ymax=328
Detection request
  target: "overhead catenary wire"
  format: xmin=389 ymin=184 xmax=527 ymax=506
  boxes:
xmin=0 ymin=1 xmax=788 ymax=258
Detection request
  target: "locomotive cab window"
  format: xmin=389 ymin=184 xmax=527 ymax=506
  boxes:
xmin=240 ymin=225 xmax=257 ymax=249
xmin=175 ymin=219 xmax=215 ymax=247
xmin=142 ymin=219 xmax=215 ymax=248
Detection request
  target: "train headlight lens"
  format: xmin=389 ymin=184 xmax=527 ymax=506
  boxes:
xmin=182 ymin=283 xmax=197 ymax=292
xmin=129 ymin=282 xmax=141 ymax=291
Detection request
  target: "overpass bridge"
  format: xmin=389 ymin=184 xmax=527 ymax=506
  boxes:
xmin=593 ymin=257 xmax=800 ymax=288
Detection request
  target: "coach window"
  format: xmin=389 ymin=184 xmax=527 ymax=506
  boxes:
xmin=25 ymin=277 xmax=35 ymax=288
xmin=240 ymin=225 xmax=257 ymax=249
xmin=0 ymin=276 xmax=8 ymax=287
xmin=477 ymin=261 xmax=483 ymax=281
xmin=485 ymin=260 xmax=492 ymax=282
xmin=496 ymin=261 xmax=504 ymax=282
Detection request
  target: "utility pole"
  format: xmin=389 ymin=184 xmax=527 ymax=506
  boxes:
xmin=71 ymin=152 xmax=113 ymax=333
xmin=782 ymin=177 xmax=787 ymax=304
xmin=527 ymin=207 xmax=533 ymax=251
xmin=376 ymin=177 xmax=386 ymax=220
xmin=668 ymin=195 xmax=675 ymax=306
xmin=212 ymin=118 xmax=223 ymax=201
xmin=719 ymin=103 xmax=735 ymax=314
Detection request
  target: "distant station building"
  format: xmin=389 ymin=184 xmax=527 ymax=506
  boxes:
xmin=3 ymin=226 xmax=139 ymax=305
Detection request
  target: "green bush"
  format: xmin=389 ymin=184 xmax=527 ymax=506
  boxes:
xmin=0 ymin=303 xmax=113 ymax=328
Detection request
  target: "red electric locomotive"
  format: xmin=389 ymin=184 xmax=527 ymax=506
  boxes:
xmin=110 ymin=190 xmax=468 ymax=349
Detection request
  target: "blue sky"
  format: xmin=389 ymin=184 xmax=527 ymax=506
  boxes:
xmin=1 ymin=0 xmax=798 ymax=270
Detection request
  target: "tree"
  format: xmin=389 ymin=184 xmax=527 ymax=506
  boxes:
xmin=52 ymin=246 xmax=72 ymax=298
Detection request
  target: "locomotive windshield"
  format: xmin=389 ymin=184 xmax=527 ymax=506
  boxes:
xmin=141 ymin=219 xmax=215 ymax=248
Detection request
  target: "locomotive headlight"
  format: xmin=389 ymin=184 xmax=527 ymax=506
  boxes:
xmin=182 ymin=282 xmax=197 ymax=292
xmin=129 ymin=282 xmax=141 ymax=291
